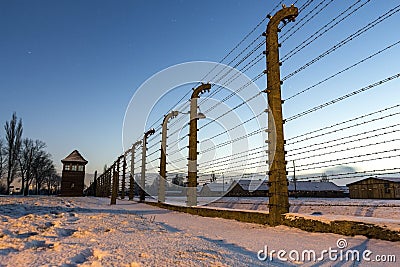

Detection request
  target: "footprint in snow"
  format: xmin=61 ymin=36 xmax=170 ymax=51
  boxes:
xmin=50 ymin=210 xmax=64 ymax=218
xmin=66 ymin=213 xmax=79 ymax=223
xmin=0 ymin=247 xmax=19 ymax=256
xmin=24 ymin=240 xmax=54 ymax=249
xmin=67 ymin=248 xmax=93 ymax=265
xmin=55 ymin=228 xmax=77 ymax=237
xmin=16 ymin=232 xmax=39 ymax=239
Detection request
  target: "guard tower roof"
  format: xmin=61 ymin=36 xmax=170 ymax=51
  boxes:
xmin=61 ymin=150 xmax=88 ymax=164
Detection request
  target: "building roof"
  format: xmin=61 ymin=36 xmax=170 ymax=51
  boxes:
xmin=201 ymin=183 xmax=231 ymax=192
xmin=378 ymin=177 xmax=400 ymax=183
xmin=347 ymin=177 xmax=400 ymax=186
xmin=61 ymin=150 xmax=88 ymax=164
xmin=229 ymin=180 xmax=342 ymax=192
xmin=288 ymin=181 xmax=342 ymax=192
xmin=229 ymin=179 xmax=269 ymax=192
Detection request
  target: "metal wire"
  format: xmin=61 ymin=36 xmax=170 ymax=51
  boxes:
xmin=286 ymin=73 xmax=400 ymax=122
xmin=282 ymin=3 xmax=400 ymax=80
xmin=288 ymin=104 xmax=400 ymax=141
xmin=285 ymin=39 xmax=400 ymax=101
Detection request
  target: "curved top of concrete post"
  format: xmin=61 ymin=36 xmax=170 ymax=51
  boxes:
xmin=267 ymin=5 xmax=298 ymax=34
xmin=191 ymin=83 xmax=211 ymax=98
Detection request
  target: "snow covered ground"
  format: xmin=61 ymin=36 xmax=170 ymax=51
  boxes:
xmin=0 ymin=196 xmax=399 ymax=266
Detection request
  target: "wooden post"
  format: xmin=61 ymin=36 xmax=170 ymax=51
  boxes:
xmin=103 ymin=171 xmax=107 ymax=197
xmin=129 ymin=150 xmax=134 ymax=201
xmin=107 ymin=169 xmax=112 ymax=197
xmin=103 ymin=172 xmax=107 ymax=197
xmin=116 ymin=158 xmax=121 ymax=197
xmin=96 ymin=174 xmax=101 ymax=197
xmin=93 ymin=170 xmax=97 ymax=196
xmin=97 ymin=174 xmax=103 ymax=197
xmin=121 ymin=157 xmax=126 ymax=199
xmin=110 ymin=164 xmax=118 ymax=205
xmin=105 ymin=170 xmax=108 ymax=197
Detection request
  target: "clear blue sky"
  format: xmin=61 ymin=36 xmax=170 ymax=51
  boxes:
xmin=1 ymin=0 xmax=399 ymax=184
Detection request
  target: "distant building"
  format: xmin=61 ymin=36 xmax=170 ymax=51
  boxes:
xmin=60 ymin=150 xmax=88 ymax=197
xmin=225 ymin=179 xmax=344 ymax=198
xmin=288 ymin=181 xmax=345 ymax=198
xmin=147 ymin=175 xmax=186 ymax=197
xmin=347 ymin=177 xmax=400 ymax=199
xmin=226 ymin=180 xmax=269 ymax=197
xmin=338 ymin=186 xmax=349 ymax=197
xmin=199 ymin=182 xmax=230 ymax=197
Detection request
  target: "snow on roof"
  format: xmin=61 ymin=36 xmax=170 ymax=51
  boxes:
xmin=230 ymin=180 xmax=342 ymax=192
xmin=202 ymin=183 xmax=231 ymax=192
xmin=231 ymin=179 xmax=269 ymax=192
xmin=347 ymin=177 xmax=400 ymax=186
xmin=288 ymin=181 xmax=342 ymax=192
xmin=61 ymin=150 xmax=88 ymax=164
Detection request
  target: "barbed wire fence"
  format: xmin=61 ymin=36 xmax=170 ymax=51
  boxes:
xmin=88 ymin=0 xmax=400 ymax=218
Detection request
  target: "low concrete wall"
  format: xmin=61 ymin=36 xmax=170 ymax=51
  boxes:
xmin=146 ymin=202 xmax=270 ymax=225
xmin=145 ymin=202 xmax=400 ymax=242
xmin=283 ymin=215 xmax=400 ymax=242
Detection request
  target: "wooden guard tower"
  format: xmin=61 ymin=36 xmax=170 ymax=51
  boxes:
xmin=60 ymin=150 xmax=88 ymax=196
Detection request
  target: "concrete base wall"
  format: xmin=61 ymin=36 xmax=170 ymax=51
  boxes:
xmin=146 ymin=202 xmax=400 ymax=242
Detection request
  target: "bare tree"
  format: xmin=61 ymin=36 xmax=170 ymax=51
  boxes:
xmin=32 ymin=151 xmax=53 ymax=195
xmin=210 ymin=172 xmax=217 ymax=183
xmin=0 ymin=139 xmax=5 ymax=186
xmin=103 ymin=164 xmax=108 ymax=173
xmin=44 ymin=168 xmax=60 ymax=195
xmin=18 ymin=138 xmax=32 ymax=195
xmin=4 ymin=112 xmax=23 ymax=194
xmin=320 ymin=173 xmax=329 ymax=182
xmin=19 ymin=139 xmax=46 ymax=195
xmin=172 ymin=174 xmax=184 ymax=186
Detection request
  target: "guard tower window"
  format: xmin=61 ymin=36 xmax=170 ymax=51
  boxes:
xmin=78 ymin=165 xmax=84 ymax=172
xmin=71 ymin=165 xmax=77 ymax=171
xmin=65 ymin=164 xmax=70 ymax=171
